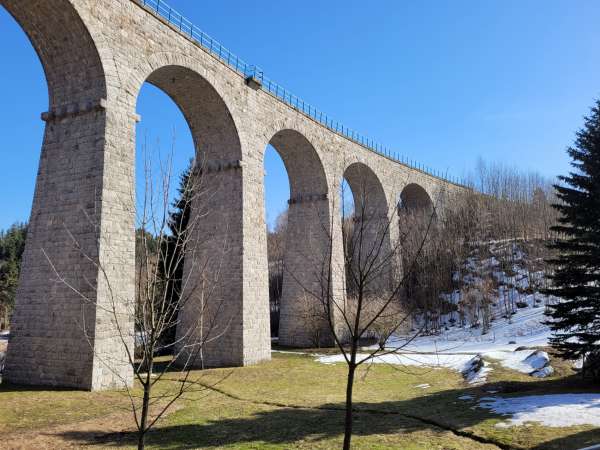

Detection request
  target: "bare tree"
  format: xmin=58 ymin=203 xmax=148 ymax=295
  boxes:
xmin=288 ymin=169 xmax=442 ymax=450
xmin=44 ymin=143 xmax=231 ymax=450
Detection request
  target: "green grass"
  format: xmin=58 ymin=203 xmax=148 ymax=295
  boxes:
xmin=1 ymin=351 xmax=600 ymax=449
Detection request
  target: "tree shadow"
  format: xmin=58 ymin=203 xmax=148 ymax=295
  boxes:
xmin=56 ymin=405 xmax=456 ymax=449
xmin=0 ymin=381 xmax=84 ymax=393
xmin=531 ymin=428 xmax=600 ymax=450
xmin=54 ymin=374 xmax=600 ymax=449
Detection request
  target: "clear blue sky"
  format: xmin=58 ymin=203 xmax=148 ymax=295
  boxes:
xmin=1 ymin=1 xmax=599 ymax=231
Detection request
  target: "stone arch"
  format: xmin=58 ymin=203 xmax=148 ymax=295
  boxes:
xmin=266 ymin=129 xmax=333 ymax=348
xmin=343 ymin=162 xmax=389 ymax=219
xmin=130 ymin=61 xmax=253 ymax=369
xmin=0 ymin=0 xmax=107 ymax=108
xmin=131 ymin=58 xmax=242 ymax=162
xmin=399 ymin=183 xmax=435 ymax=214
xmin=268 ymin=129 xmax=329 ymax=199
xmin=342 ymin=162 xmax=392 ymax=295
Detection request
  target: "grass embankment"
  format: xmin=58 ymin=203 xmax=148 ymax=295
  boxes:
xmin=1 ymin=351 xmax=598 ymax=449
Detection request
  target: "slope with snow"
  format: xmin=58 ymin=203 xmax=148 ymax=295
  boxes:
xmin=317 ymin=242 xmax=560 ymax=384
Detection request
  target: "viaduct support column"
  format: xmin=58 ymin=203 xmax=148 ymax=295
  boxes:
xmin=175 ymin=159 xmax=272 ymax=367
xmin=279 ymin=194 xmax=345 ymax=348
xmin=5 ymin=101 xmax=137 ymax=391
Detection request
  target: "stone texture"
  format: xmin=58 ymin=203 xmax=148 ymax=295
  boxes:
xmin=1 ymin=0 xmax=466 ymax=390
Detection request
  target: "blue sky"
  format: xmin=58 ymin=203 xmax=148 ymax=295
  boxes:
xmin=1 ymin=1 xmax=599 ymax=230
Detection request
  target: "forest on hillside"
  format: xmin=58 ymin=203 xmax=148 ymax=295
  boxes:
xmin=267 ymin=160 xmax=560 ymax=338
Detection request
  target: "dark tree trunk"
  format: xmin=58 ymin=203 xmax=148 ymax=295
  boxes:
xmin=343 ymin=362 xmax=356 ymax=450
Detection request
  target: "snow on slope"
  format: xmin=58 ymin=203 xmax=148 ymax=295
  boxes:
xmin=317 ymin=243 xmax=559 ymax=383
xmin=316 ymin=306 xmax=554 ymax=383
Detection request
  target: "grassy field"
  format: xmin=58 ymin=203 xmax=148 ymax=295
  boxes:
xmin=1 ymin=350 xmax=599 ymax=449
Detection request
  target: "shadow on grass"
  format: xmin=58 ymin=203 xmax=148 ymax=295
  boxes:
xmin=56 ymin=406 xmax=441 ymax=449
xmin=0 ymin=381 xmax=83 ymax=393
xmin=530 ymin=428 xmax=600 ymax=450
xmin=53 ymin=374 xmax=600 ymax=450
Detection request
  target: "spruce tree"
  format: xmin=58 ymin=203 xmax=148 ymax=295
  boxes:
xmin=159 ymin=160 xmax=194 ymax=349
xmin=545 ymin=100 xmax=600 ymax=378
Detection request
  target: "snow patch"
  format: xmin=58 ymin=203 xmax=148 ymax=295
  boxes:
xmin=415 ymin=383 xmax=431 ymax=389
xmin=478 ymin=394 xmax=600 ymax=427
xmin=316 ymin=352 xmax=490 ymax=384
xmin=485 ymin=349 xmax=553 ymax=377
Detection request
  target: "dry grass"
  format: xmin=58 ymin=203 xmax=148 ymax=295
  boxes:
xmin=0 ymin=351 xmax=599 ymax=449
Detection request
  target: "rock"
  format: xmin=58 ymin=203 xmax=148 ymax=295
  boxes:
xmin=508 ymin=340 xmax=517 ymax=345
xmin=525 ymin=350 xmax=550 ymax=370
xmin=531 ymin=366 xmax=554 ymax=378
xmin=525 ymin=350 xmax=553 ymax=378
xmin=462 ymin=354 xmax=490 ymax=384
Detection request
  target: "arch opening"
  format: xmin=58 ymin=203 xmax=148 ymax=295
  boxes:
xmin=1 ymin=0 xmax=107 ymax=109
xmin=399 ymin=183 xmax=435 ymax=215
xmin=341 ymin=163 xmax=392 ymax=298
xmin=133 ymin=80 xmax=197 ymax=355
xmin=0 ymin=6 xmax=48 ymax=332
xmin=264 ymin=129 xmax=332 ymax=348
xmin=132 ymin=64 xmax=245 ymax=368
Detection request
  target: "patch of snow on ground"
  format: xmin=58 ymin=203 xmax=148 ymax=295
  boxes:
xmin=415 ymin=383 xmax=430 ymax=389
xmin=317 ymin=352 xmax=474 ymax=372
xmin=317 ymin=352 xmax=491 ymax=383
xmin=317 ymin=243 xmax=560 ymax=382
xmin=485 ymin=349 xmax=552 ymax=376
xmin=478 ymin=394 xmax=600 ymax=428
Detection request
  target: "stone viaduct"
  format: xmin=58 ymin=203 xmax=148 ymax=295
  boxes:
xmin=1 ymin=0 xmax=466 ymax=390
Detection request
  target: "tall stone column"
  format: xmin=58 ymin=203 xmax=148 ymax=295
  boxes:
xmin=5 ymin=101 xmax=136 ymax=390
xmin=279 ymin=194 xmax=345 ymax=348
xmin=175 ymin=158 xmax=271 ymax=367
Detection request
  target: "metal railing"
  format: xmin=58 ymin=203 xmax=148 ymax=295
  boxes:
xmin=138 ymin=0 xmax=465 ymax=187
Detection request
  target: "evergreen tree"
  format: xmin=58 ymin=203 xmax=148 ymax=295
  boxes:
xmin=545 ymin=100 xmax=600 ymax=378
xmin=0 ymin=223 xmax=27 ymax=329
xmin=159 ymin=159 xmax=195 ymax=349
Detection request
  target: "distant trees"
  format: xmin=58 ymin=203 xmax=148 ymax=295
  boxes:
xmin=400 ymin=160 xmax=559 ymax=334
xmin=545 ymin=99 xmax=600 ymax=380
xmin=267 ymin=210 xmax=287 ymax=336
xmin=0 ymin=223 xmax=27 ymax=330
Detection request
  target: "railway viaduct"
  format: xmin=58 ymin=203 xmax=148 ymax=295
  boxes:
xmin=1 ymin=0 xmax=466 ymax=390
